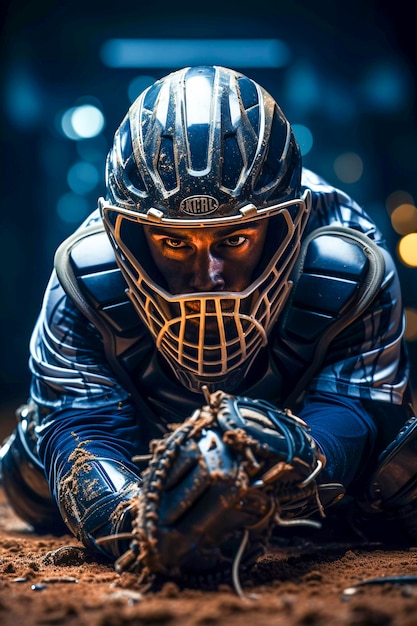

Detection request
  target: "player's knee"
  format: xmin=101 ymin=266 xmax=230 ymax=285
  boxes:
xmin=0 ymin=405 xmax=66 ymax=534
xmin=357 ymin=416 xmax=417 ymax=540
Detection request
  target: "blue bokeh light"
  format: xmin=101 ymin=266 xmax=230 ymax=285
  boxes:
xmin=56 ymin=192 xmax=90 ymax=224
xmin=292 ymin=124 xmax=314 ymax=156
xmin=67 ymin=161 xmax=100 ymax=195
xmin=60 ymin=104 xmax=105 ymax=140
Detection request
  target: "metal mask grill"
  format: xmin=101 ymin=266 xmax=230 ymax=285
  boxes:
xmin=130 ymin=290 xmax=268 ymax=374
xmin=101 ymin=191 xmax=311 ymax=392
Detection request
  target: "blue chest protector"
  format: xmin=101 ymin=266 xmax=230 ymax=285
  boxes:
xmin=54 ymin=223 xmax=385 ymax=425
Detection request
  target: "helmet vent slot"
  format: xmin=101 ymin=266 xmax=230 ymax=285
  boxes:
xmin=246 ymin=105 xmax=260 ymax=136
xmin=254 ymin=110 xmax=288 ymax=192
xmin=158 ymin=136 xmax=177 ymax=191
xmin=125 ymin=156 xmax=147 ymax=193
xmin=221 ymin=134 xmax=243 ymax=190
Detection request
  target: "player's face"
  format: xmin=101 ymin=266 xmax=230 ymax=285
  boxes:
xmin=143 ymin=221 xmax=268 ymax=294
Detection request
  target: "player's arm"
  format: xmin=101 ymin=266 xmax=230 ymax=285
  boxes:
xmin=30 ymin=273 xmax=144 ymax=557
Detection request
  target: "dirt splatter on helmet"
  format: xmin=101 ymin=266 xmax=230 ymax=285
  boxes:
xmin=101 ymin=65 xmax=310 ymax=392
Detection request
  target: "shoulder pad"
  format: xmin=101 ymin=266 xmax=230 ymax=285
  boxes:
xmin=286 ymin=226 xmax=384 ymax=339
xmin=54 ymin=224 xmax=146 ymax=362
xmin=276 ymin=225 xmax=386 ymax=404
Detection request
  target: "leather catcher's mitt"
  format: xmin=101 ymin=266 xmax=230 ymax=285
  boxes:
xmin=114 ymin=388 xmax=329 ymax=591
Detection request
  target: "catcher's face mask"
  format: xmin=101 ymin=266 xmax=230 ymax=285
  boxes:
xmin=101 ymin=191 xmax=311 ymax=392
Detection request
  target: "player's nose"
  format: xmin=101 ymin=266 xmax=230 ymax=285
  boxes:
xmin=189 ymin=250 xmax=225 ymax=292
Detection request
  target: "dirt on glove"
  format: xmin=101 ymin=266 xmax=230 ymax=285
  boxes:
xmin=2 ymin=485 xmax=417 ymax=626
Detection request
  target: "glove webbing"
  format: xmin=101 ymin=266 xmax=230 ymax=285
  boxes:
xmin=121 ymin=401 xmax=221 ymax=580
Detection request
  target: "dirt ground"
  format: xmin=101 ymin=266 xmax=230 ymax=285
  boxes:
xmin=2 ymin=484 xmax=417 ymax=626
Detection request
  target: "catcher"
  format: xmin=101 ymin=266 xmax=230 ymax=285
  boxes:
xmin=1 ymin=66 xmax=416 ymax=593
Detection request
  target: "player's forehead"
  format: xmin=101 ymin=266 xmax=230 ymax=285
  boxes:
xmin=145 ymin=220 xmax=267 ymax=240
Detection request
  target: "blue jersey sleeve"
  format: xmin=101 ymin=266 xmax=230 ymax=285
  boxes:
xmin=28 ymin=270 xmax=145 ymax=555
xmin=300 ymin=391 xmax=379 ymax=487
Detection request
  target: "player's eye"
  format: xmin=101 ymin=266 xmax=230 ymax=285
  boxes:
xmin=224 ymin=235 xmax=247 ymax=247
xmin=164 ymin=238 xmax=187 ymax=249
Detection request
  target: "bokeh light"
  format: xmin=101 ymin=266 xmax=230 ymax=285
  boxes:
xmin=56 ymin=193 xmax=90 ymax=224
xmin=60 ymin=104 xmax=105 ymax=140
xmin=4 ymin=64 xmax=43 ymax=130
xmin=292 ymin=124 xmax=313 ymax=156
xmin=390 ymin=203 xmax=417 ymax=235
xmin=67 ymin=161 xmax=100 ymax=195
xmin=397 ymin=233 xmax=417 ymax=267
xmin=333 ymin=152 xmax=364 ymax=184
xmin=360 ymin=61 xmax=411 ymax=112
xmin=405 ymin=308 xmax=417 ymax=341
xmin=285 ymin=61 xmax=320 ymax=116
xmin=386 ymin=190 xmax=415 ymax=215
xmin=100 ymin=38 xmax=291 ymax=68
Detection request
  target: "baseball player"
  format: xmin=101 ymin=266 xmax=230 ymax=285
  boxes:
xmin=1 ymin=66 xmax=415 ymax=587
